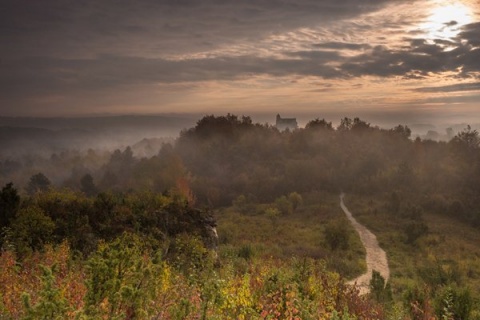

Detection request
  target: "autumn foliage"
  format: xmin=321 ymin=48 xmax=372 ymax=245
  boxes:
xmin=0 ymin=234 xmax=386 ymax=320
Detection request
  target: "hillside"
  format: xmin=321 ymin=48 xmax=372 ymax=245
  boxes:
xmin=1 ymin=114 xmax=480 ymax=319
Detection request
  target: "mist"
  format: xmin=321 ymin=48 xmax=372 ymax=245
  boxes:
xmin=2 ymin=112 xmax=478 ymax=197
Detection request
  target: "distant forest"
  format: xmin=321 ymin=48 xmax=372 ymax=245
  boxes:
xmin=2 ymin=114 xmax=479 ymax=226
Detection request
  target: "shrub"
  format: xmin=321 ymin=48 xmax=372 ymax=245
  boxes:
xmin=325 ymin=219 xmax=350 ymax=251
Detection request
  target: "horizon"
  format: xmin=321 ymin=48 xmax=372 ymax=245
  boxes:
xmin=1 ymin=112 xmax=478 ymax=141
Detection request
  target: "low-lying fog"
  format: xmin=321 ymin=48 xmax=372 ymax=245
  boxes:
xmin=1 ymin=113 xmax=479 ymax=160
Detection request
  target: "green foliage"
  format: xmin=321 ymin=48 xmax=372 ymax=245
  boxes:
xmin=169 ymin=233 xmax=212 ymax=276
xmin=0 ymin=182 xmax=20 ymax=229
xmin=232 ymin=194 xmax=248 ymax=213
xmin=22 ymin=265 xmax=69 ymax=320
xmin=83 ymin=232 xmax=160 ymax=319
xmin=275 ymin=195 xmax=293 ymax=215
xmin=403 ymin=221 xmax=428 ymax=245
xmin=11 ymin=206 xmax=55 ymax=255
xmin=370 ymin=270 xmax=392 ymax=304
xmin=331 ymin=308 xmax=358 ymax=320
xmin=418 ymin=258 xmax=462 ymax=289
xmin=0 ymin=226 xmax=398 ymax=319
xmin=434 ymin=286 xmax=474 ymax=320
xmin=325 ymin=219 xmax=350 ymax=251
xmin=237 ymin=244 xmax=254 ymax=261
xmin=403 ymin=284 xmax=432 ymax=319
xmin=265 ymin=207 xmax=280 ymax=229
xmin=288 ymin=192 xmax=303 ymax=212
xmin=346 ymin=194 xmax=480 ymax=318
xmin=34 ymin=189 xmax=94 ymax=253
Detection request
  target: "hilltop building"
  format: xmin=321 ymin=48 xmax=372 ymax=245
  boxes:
xmin=276 ymin=114 xmax=298 ymax=131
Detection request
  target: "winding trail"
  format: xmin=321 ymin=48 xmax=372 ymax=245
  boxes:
xmin=340 ymin=193 xmax=389 ymax=295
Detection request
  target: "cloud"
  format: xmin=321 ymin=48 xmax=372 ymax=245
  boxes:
xmin=339 ymin=33 xmax=480 ymax=79
xmin=421 ymin=93 xmax=480 ymax=105
xmin=413 ymin=82 xmax=480 ymax=93
xmin=312 ymin=42 xmax=371 ymax=50
xmin=283 ymin=50 xmax=343 ymax=60
xmin=3 ymin=23 xmax=480 ymax=106
xmin=457 ymin=22 xmax=480 ymax=46
xmin=0 ymin=54 xmax=343 ymax=99
xmin=0 ymin=0 xmax=399 ymax=59
xmin=2 ymin=0 xmax=479 ymax=117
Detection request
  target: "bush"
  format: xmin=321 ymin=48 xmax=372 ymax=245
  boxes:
xmin=325 ymin=219 xmax=350 ymax=251
xmin=404 ymin=221 xmax=428 ymax=245
xmin=434 ymin=286 xmax=474 ymax=320
xmin=83 ymin=232 xmax=162 ymax=319
xmin=11 ymin=207 xmax=55 ymax=255
xmin=22 ymin=265 xmax=69 ymax=320
xmin=370 ymin=270 xmax=392 ymax=304
xmin=237 ymin=244 xmax=254 ymax=261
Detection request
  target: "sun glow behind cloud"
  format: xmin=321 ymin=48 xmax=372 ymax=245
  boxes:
xmin=420 ymin=1 xmax=474 ymax=41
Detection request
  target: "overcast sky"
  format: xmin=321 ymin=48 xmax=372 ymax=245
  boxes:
xmin=1 ymin=0 xmax=479 ymax=125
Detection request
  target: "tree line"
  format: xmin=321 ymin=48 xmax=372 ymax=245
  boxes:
xmin=3 ymin=114 xmax=479 ymax=227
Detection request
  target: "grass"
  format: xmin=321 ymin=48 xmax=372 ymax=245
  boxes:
xmin=215 ymin=191 xmax=367 ymax=280
xmin=343 ymin=193 xmax=480 ymax=298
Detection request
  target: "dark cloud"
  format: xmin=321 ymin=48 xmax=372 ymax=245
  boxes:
xmin=457 ymin=22 xmax=480 ymax=46
xmin=444 ymin=21 xmax=458 ymax=27
xmin=0 ymin=0 xmax=399 ymax=59
xmin=312 ymin=42 xmax=371 ymax=50
xmin=3 ymin=21 xmax=480 ymax=108
xmin=340 ymin=33 xmax=480 ymax=79
xmin=0 ymin=54 xmax=343 ymax=99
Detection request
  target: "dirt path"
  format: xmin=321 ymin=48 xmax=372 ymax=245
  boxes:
xmin=340 ymin=193 xmax=389 ymax=295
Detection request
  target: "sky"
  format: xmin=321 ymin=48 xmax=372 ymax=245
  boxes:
xmin=1 ymin=0 xmax=480 ymax=125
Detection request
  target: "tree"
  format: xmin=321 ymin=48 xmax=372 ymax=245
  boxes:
xmin=0 ymin=182 xmax=20 ymax=229
xmin=337 ymin=117 xmax=353 ymax=131
xmin=450 ymin=125 xmax=480 ymax=163
xmin=391 ymin=125 xmax=411 ymax=139
xmin=351 ymin=117 xmax=371 ymax=132
xmin=305 ymin=118 xmax=333 ymax=131
xmin=451 ymin=125 xmax=480 ymax=150
xmin=11 ymin=206 xmax=55 ymax=254
xmin=27 ymin=173 xmax=51 ymax=195
xmin=80 ymin=174 xmax=98 ymax=197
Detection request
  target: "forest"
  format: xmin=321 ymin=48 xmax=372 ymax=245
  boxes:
xmin=1 ymin=114 xmax=480 ymax=319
